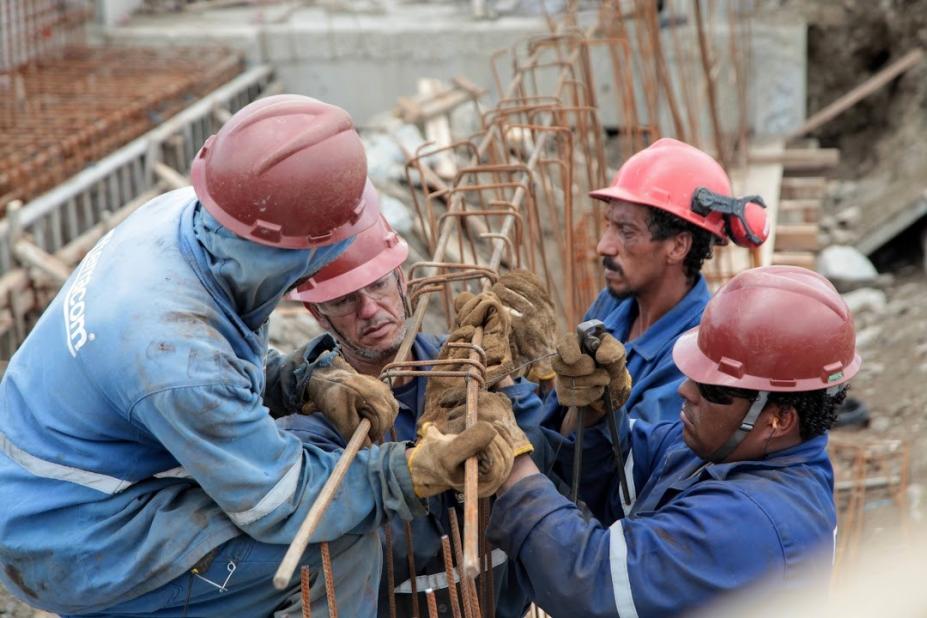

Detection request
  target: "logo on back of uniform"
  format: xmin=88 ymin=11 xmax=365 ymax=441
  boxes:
xmin=64 ymin=231 xmax=113 ymax=357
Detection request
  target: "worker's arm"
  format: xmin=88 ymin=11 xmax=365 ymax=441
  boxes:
xmin=488 ymin=463 xmax=785 ymax=617
xmin=263 ymin=334 xmax=338 ymax=418
xmin=555 ymin=408 xmax=679 ymax=523
xmin=130 ymin=374 xmax=426 ymax=545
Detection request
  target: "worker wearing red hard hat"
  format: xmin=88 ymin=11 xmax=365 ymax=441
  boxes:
xmin=266 ymin=193 xmax=552 ymax=617
xmin=542 ymin=137 xmax=770 ymax=437
xmin=492 ymin=265 xmax=858 ymax=617
xmin=0 ymin=95 xmax=503 ymax=617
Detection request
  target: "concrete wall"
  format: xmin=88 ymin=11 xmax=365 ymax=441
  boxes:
xmin=97 ymin=0 xmax=145 ymax=26
xmin=101 ymin=3 xmax=806 ymax=135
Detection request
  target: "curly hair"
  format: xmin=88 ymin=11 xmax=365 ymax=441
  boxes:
xmin=768 ymin=387 xmax=849 ymax=440
xmin=646 ymin=207 xmax=716 ymax=283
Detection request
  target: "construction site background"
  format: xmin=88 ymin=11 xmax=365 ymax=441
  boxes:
xmin=3 ymin=0 xmax=927 ymax=615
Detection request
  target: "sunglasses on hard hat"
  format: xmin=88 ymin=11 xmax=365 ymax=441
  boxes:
xmin=316 ymin=273 xmax=400 ymax=317
xmin=695 ymin=382 xmax=758 ymax=406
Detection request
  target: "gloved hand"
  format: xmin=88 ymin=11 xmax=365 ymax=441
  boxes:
xmin=407 ymin=421 xmax=514 ymax=498
xmin=441 ymin=390 xmax=534 ymax=457
xmin=305 ymin=355 xmax=399 ymax=442
xmin=491 ymin=270 xmax=558 ymax=382
xmin=553 ymin=331 xmax=632 ymax=420
xmin=449 ymin=289 xmax=514 ymax=384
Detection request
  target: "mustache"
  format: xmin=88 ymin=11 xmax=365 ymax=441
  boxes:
xmin=361 ymin=317 xmax=394 ymax=335
xmin=602 ymin=256 xmax=623 ymax=276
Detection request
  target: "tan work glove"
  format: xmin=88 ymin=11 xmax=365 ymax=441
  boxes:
xmin=553 ymin=332 xmax=632 ymax=419
xmin=304 ymin=355 xmax=399 ymax=442
xmin=449 ymin=289 xmax=514 ymax=384
xmin=407 ymin=421 xmax=514 ymax=498
xmin=442 ymin=390 xmax=534 ymax=458
xmin=491 ymin=270 xmax=558 ymax=382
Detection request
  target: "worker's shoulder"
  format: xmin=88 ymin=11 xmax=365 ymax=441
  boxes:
xmin=413 ymin=332 xmax=446 ymax=359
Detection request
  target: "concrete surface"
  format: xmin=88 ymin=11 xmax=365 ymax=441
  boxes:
xmin=97 ymin=2 xmax=806 ymax=134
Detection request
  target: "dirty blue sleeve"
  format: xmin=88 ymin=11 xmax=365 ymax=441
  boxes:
xmin=556 ymin=415 xmax=679 ymax=524
xmin=263 ymin=334 xmax=338 ymax=418
xmin=496 ymin=377 xmax=547 ymax=428
xmin=488 ymin=473 xmax=785 ymax=618
xmin=130 ymin=381 xmax=426 ymax=545
xmin=626 ymin=360 xmax=687 ymax=424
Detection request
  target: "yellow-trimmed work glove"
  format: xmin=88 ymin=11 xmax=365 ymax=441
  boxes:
xmin=407 ymin=421 xmax=514 ymax=498
xmin=442 ymin=390 xmax=534 ymax=457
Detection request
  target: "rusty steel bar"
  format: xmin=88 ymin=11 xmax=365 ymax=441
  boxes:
xmin=300 ymin=565 xmax=312 ymax=618
xmin=320 ymin=542 xmax=338 ymax=618
xmin=426 ymin=589 xmax=440 ymax=618
xmin=404 ymin=520 xmax=421 ymax=618
xmin=441 ymin=535 xmax=463 ymax=618
xmin=384 ymin=524 xmax=399 ymax=618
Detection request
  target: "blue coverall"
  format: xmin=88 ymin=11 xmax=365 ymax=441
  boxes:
xmin=269 ymin=332 xmax=549 ymax=618
xmin=0 ymin=188 xmax=425 ymax=617
xmin=542 ymin=277 xmax=710 ymax=428
xmin=488 ymin=416 xmax=838 ymax=617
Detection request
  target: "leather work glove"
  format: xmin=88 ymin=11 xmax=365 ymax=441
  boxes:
xmin=441 ymin=390 xmax=534 ymax=458
xmin=553 ymin=331 xmax=632 ymax=420
xmin=491 ymin=270 xmax=558 ymax=382
xmin=449 ymin=289 xmax=514 ymax=384
xmin=407 ymin=421 xmax=514 ymax=498
xmin=305 ymin=355 xmax=399 ymax=442
xmin=422 ymin=288 xmax=515 ymax=421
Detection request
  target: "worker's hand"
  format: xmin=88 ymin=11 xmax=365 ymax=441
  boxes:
xmin=595 ymin=332 xmax=632 ymax=414
xmin=407 ymin=421 xmax=514 ymax=498
xmin=448 ymin=289 xmax=513 ymax=384
xmin=304 ymin=355 xmax=399 ymax=442
xmin=437 ymin=389 xmax=534 ymax=457
xmin=553 ymin=332 xmax=632 ymax=419
xmin=491 ymin=270 xmax=558 ymax=382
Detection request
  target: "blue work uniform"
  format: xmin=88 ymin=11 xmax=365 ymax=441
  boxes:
xmin=268 ymin=331 xmax=547 ymax=618
xmin=0 ymin=188 xmax=424 ymax=617
xmin=488 ymin=416 xmax=838 ymax=617
xmin=542 ymin=277 xmax=710 ymax=428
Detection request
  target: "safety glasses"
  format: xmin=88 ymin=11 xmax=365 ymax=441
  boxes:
xmin=695 ymin=382 xmax=758 ymax=406
xmin=316 ymin=273 xmax=400 ymax=317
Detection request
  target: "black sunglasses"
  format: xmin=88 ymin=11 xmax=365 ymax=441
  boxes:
xmin=696 ymin=382 xmax=758 ymax=406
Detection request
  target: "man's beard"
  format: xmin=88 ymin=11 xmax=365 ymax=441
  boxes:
xmin=603 ymin=256 xmax=634 ymax=300
xmin=351 ymin=320 xmax=409 ymax=361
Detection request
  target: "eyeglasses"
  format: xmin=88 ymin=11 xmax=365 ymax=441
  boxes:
xmin=695 ymin=382 xmax=757 ymax=406
xmin=316 ymin=273 xmax=399 ymax=317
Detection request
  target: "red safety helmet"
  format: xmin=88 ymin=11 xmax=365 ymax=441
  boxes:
xmin=673 ymin=265 xmax=861 ymax=393
xmin=191 ymin=94 xmax=375 ymax=249
xmin=288 ymin=185 xmax=408 ymax=306
xmin=589 ymin=138 xmax=769 ymax=248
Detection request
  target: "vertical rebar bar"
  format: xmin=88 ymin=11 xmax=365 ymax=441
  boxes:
xmin=320 ymin=542 xmax=338 ymax=618
xmin=441 ymin=535 xmax=463 ymax=618
xmin=300 ymin=565 xmax=312 ymax=618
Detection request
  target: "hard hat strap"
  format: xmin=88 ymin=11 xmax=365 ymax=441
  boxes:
xmin=706 ymin=391 xmax=769 ymax=463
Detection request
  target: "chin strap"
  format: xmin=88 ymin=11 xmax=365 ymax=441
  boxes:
xmin=706 ymin=391 xmax=769 ymax=463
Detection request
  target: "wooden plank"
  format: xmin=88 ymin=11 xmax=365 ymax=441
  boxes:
xmin=749 ymin=148 xmax=840 ymax=172
xmin=780 ymin=177 xmax=827 ymax=200
xmin=788 ymin=48 xmax=924 ymax=140
xmin=13 ymin=240 xmax=72 ymax=284
xmin=779 ymin=199 xmax=820 ymax=224
xmin=731 ymin=137 xmax=785 ymax=270
xmin=772 ymin=251 xmax=817 ymax=269
xmin=775 ymin=224 xmax=819 ymax=252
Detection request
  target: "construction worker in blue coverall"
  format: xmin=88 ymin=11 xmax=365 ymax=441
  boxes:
xmin=268 ymin=206 xmax=558 ymax=618
xmin=0 ymin=95 xmax=515 ymax=617
xmin=540 ymin=138 xmax=770 ymax=431
xmin=488 ymin=264 xmax=860 ymax=617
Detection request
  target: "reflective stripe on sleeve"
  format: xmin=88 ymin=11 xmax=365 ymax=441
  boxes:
xmin=0 ymin=429 xmax=131 ymax=494
xmin=228 ymin=458 xmax=302 ymax=526
xmin=608 ymin=520 xmax=639 ymax=618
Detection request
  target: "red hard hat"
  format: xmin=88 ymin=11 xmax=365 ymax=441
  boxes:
xmin=673 ymin=266 xmax=861 ymax=392
xmin=589 ymin=138 xmax=732 ymax=240
xmin=288 ymin=184 xmax=408 ymax=304
xmin=191 ymin=94 xmax=375 ymax=249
